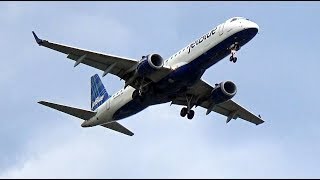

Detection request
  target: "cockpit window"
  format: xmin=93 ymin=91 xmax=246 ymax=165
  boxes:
xmin=230 ymin=17 xmax=249 ymax=22
xmin=230 ymin=18 xmax=238 ymax=22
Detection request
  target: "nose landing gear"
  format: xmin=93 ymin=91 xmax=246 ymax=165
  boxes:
xmin=229 ymin=51 xmax=237 ymax=63
xmin=229 ymin=42 xmax=240 ymax=63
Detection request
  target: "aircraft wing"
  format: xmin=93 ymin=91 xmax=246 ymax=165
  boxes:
xmin=171 ymin=79 xmax=264 ymax=125
xmin=32 ymin=31 xmax=140 ymax=81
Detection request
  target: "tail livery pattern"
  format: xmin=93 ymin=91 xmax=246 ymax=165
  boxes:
xmin=91 ymin=74 xmax=110 ymax=111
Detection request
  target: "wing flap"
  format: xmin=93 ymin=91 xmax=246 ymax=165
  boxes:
xmin=101 ymin=122 xmax=134 ymax=136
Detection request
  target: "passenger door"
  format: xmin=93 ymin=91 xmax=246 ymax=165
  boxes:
xmin=106 ymin=99 xmax=110 ymax=110
xmin=219 ymin=23 xmax=225 ymax=36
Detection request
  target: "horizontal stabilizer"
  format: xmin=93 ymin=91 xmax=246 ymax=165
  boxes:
xmin=38 ymin=101 xmax=96 ymax=120
xmin=101 ymin=122 xmax=134 ymax=136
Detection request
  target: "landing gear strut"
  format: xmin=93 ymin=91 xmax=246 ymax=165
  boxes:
xmin=229 ymin=42 xmax=240 ymax=63
xmin=137 ymin=78 xmax=149 ymax=96
xmin=139 ymin=85 xmax=148 ymax=96
xmin=180 ymin=95 xmax=195 ymax=120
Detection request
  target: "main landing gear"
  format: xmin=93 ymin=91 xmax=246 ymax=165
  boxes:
xmin=132 ymin=85 xmax=148 ymax=100
xmin=132 ymin=81 xmax=148 ymax=102
xmin=132 ymin=79 xmax=155 ymax=103
xmin=229 ymin=42 xmax=240 ymax=63
xmin=180 ymin=95 xmax=195 ymax=120
xmin=138 ymin=85 xmax=148 ymax=96
xmin=180 ymin=107 xmax=195 ymax=120
xmin=138 ymin=78 xmax=149 ymax=96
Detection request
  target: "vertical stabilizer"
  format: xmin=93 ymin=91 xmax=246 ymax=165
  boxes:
xmin=91 ymin=74 xmax=109 ymax=111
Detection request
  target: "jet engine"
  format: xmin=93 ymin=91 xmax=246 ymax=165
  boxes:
xmin=136 ymin=54 xmax=164 ymax=77
xmin=210 ymin=81 xmax=237 ymax=104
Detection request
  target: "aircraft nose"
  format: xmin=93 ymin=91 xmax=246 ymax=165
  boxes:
xmin=248 ymin=20 xmax=259 ymax=32
xmin=252 ymin=22 xmax=259 ymax=32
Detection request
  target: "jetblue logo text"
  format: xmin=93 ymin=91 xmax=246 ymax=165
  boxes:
xmin=187 ymin=27 xmax=217 ymax=54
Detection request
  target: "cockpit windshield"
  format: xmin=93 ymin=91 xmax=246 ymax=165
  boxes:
xmin=230 ymin=18 xmax=238 ymax=22
xmin=229 ymin=17 xmax=249 ymax=22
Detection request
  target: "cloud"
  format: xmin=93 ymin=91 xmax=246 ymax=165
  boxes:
xmin=0 ymin=104 xmax=286 ymax=179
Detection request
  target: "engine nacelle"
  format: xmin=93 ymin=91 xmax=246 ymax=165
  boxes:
xmin=136 ymin=54 xmax=164 ymax=77
xmin=211 ymin=81 xmax=237 ymax=104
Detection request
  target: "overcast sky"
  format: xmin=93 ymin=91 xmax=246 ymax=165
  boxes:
xmin=1 ymin=1 xmax=320 ymax=178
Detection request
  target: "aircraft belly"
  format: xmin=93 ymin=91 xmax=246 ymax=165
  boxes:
xmin=112 ymin=99 xmax=149 ymax=120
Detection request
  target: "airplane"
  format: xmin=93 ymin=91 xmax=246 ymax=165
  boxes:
xmin=34 ymin=16 xmax=264 ymax=136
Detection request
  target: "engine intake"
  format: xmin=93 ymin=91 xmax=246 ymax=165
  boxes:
xmin=136 ymin=54 xmax=164 ymax=77
xmin=210 ymin=81 xmax=237 ymax=104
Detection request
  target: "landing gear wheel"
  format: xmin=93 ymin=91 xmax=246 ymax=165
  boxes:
xmin=180 ymin=107 xmax=188 ymax=117
xmin=229 ymin=56 xmax=233 ymax=61
xmin=233 ymin=57 xmax=237 ymax=63
xmin=187 ymin=110 xmax=195 ymax=120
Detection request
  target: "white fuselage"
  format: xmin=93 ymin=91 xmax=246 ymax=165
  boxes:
xmin=82 ymin=17 xmax=259 ymax=127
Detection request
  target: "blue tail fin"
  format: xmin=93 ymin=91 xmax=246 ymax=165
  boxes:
xmin=91 ymin=74 xmax=110 ymax=111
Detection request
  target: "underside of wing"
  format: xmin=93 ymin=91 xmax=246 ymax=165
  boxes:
xmin=32 ymin=31 xmax=138 ymax=81
xmin=171 ymin=79 xmax=264 ymax=125
xmin=201 ymin=99 xmax=264 ymax=125
xmin=32 ymin=32 xmax=173 ymax=89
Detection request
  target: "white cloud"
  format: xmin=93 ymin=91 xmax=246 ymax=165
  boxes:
xmin=0 ymin=104 xmax=286 ymax=179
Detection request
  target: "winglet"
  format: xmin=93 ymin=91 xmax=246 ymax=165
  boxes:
xmin=32 ymin=31 xmax=44 ymax=45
